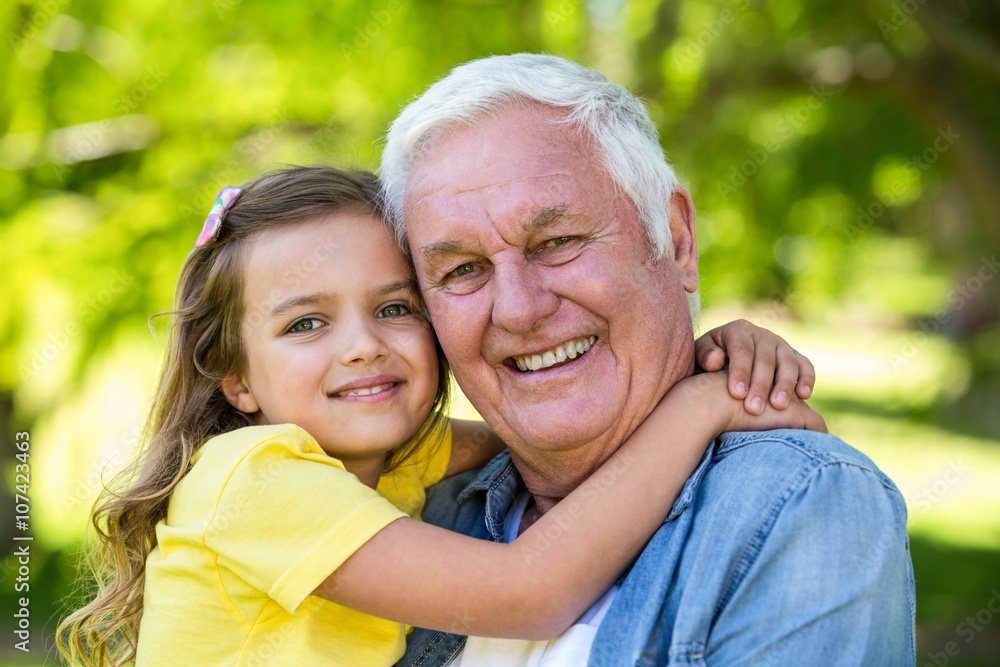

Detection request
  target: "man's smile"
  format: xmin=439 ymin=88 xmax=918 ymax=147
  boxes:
xmin=511 ymin=336 xmax=597 ymax=372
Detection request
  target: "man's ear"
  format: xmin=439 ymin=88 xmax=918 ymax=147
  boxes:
xmin=221 ymin=373 xmax=259 ymax=414
xmin=668 ymin=186 xmax=699 ymax=294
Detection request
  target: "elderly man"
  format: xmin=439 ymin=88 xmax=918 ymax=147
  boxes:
xmin=380 ymin=54 xmax=914 ymax=666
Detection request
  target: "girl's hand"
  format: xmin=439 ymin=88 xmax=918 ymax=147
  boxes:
xmin=670 ymin=371 xmax=827 ymax=436
xmin=657 ymin=371 xmax=827 ymax=438
xmin=695 ymin=319 xmax=816 ymax=415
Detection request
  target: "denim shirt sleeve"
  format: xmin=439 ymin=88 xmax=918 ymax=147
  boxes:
xmin=703 ymin=455 xmax=915 ymax=665
xmin=593 ymin=429 xmax=916 ymax=667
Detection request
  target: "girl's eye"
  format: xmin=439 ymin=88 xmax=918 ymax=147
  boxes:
xmin=288 ymin=317 xmax=323 ymax=333
xmin=378 ymin=303 xmax=411 ymax=318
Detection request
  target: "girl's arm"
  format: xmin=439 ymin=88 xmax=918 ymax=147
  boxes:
xmin=313 ymin=371 xmax=825 ymax=640
xmin=444 ymin=319 xmax=818 ymax=478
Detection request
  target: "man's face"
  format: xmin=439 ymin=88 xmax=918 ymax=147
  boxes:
xmin=403 ymin=104 xmax=699 ymax=470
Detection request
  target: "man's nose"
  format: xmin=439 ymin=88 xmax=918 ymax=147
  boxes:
xmin=339 ymin=317 xmax=389 ymax=365
xmin=490 ymin=258 xmax=559 ymax=334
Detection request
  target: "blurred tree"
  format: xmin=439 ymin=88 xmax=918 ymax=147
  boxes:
xmin=1 ymin=0 xmax=998 ymax=661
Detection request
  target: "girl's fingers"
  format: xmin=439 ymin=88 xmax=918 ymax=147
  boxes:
xmin=794 ymin=352 xmax=816 ymax=399
xmin=694 ymin=335 xmax=727 ymax=372
xmin=723 ymin=335 xmax=755 ymax=400
xmin=744 ymin=341 xmax=777 ymax=415
xmin=769 ymin=344 xmax=800 ymax=409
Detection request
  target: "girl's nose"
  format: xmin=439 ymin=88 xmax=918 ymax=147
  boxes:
xmin=339 ymin=317 xmax=390 ymax=365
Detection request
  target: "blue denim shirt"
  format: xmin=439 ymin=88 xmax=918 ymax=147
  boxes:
xmin=398 ymin=429 xmax=916 ymax=666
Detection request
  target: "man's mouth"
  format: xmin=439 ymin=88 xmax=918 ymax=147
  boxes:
xmin=512 ymin=336 xmax=596 ymax=372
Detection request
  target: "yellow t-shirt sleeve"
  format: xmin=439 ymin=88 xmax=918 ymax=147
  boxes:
xmin=376 ymin=420 xmax=453 ymax=519
xmin=201 ymin=426 xmax=407 ymax=615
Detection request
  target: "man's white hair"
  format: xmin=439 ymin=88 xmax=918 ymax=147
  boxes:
xmin=380 ymin=53 xmax=699 ymax=319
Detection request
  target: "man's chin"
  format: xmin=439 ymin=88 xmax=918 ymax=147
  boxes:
xmin=496 ymin=404 xmax=622 ymax=456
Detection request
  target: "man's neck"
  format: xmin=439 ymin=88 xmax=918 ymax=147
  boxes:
xmin=508 ymin=421 xmax=637 ymax=531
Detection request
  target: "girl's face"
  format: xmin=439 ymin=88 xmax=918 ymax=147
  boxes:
xmin=224 ymin=212 xmax=439 ymax=462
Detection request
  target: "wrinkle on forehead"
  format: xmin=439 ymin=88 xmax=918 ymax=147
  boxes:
xmin=412 ymin=169 xmax=573 ymax=204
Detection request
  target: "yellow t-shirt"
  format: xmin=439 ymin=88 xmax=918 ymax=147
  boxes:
xmin=135 ymin=422 xmax=451 ymax=667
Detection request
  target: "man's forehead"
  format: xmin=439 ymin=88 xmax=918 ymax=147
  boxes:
xmin=414 ymin=203 xmax=576 ymax=259
xmin=406 ymin=107 xmax=588 ymax=187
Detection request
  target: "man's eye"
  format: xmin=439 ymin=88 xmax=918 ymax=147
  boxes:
xmin=288 ymin=317 xmax=323 ymax=333
xmin=544 ymin=236 xmax=575 ymax=248
xmin=448 ymin=263 xmax=476 ymax=278
xmin=378 ymin=303 xmax=411 ymax=318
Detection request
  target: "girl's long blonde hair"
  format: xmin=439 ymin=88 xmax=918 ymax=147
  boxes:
xmin=57 ymin=166 xmax=450 ymax=666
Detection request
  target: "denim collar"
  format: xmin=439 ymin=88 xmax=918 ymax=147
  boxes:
xmin=456 ymin=451 xmax=523 ymax=542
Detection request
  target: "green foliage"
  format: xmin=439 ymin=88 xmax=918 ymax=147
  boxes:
xmin=2 ymin=0 xmax=998 ymax=663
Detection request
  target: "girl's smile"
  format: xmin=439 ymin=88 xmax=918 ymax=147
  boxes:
xmin=329 ymin=373 xmax=403 ymax=402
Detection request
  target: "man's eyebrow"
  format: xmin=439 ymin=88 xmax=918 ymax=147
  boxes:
xmin=521 ymin=204 xmax=570 ymax=234
xmin=421 ymin=240 xmax=466 ymax=263
xmin=420 ymin=205 xmax=572 ymax=263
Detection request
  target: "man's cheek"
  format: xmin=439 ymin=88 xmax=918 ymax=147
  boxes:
xmin=430 ymin=302 xmax=479 ymax=359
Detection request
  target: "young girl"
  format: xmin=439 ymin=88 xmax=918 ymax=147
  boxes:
xmin=58 ymin=166 xmax=823 ymax=666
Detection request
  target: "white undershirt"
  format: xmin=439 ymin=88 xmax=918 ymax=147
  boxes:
xmin=449 ymin=491 xmax=619 ymax=666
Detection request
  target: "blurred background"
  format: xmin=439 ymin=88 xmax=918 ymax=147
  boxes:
xmin=2 ymin=0 xmax=998 ymax=664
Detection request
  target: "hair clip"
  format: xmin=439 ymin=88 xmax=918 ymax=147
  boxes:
xmin=195 ymin=186 xmax=243 ymax=248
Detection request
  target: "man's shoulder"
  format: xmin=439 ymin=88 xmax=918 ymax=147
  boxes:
xmin=712 ymin=428 xmax=897 ymax=491
xmin=603 ymin=430 xmax=915 ymax=666
xmin=695 ymin=428 xmax=905 ymax=525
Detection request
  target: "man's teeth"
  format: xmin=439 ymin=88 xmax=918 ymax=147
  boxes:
xmin=514 ymin=337 xmax=596 ymax=372
xmin=340 ymin=383 xmax=392 ymax=397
